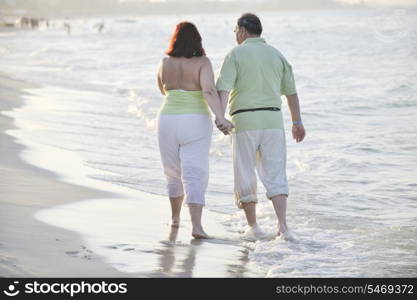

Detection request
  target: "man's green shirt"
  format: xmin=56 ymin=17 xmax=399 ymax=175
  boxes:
xmin=216 ymin=37 xmax=297 ymax=132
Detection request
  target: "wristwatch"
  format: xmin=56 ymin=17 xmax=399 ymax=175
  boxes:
xmin=293 ymin=120 xmax=303 ymax=125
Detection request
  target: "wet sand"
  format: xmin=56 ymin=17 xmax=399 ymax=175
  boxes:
xmin=0 ymin=73 xmax=137 ymax=277
xmin=0 ymin=72 xmax=255 ymax=277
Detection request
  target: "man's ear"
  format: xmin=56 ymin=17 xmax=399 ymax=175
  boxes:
xmin=241 ymin=27 xmax=248 ymax=35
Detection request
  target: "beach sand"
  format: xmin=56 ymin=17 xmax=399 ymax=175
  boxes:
xmin=0 ymin=72 xmax=254 ymax=277
xmin=0 ymin=73 xmax=137 ymax=277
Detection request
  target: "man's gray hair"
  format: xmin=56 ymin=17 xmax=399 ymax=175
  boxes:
xmin=237 ymin=13 xmax=262 ymax=35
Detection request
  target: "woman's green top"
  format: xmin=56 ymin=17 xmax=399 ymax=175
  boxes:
xmin=159 ymin=89 xmax=210 ymax=115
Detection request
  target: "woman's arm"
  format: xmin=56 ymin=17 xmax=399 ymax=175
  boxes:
xmin=200 ymin=58 xmax=227 ymax=119
xmin=200 ymin=58 xmax=233 ymax=134
xmin=157 ymin=60 xmax=165 ymax=95
xmin=218 ymin=91 xmax=229 ymax=116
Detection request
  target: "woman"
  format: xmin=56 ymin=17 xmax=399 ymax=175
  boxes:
xmin=157 ymin=22 xmax=233 ymax=238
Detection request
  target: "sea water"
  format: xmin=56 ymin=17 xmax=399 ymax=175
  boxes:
xmin=1 ymin=8 xmax=416 ymax=277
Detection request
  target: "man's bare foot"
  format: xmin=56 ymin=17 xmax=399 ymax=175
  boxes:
xmin=278 ymin=224 xmax=288 ymax=235
xmin=277 ymin=228 xmax=296 ymax=242
xmin=242 ymin=224 xmax=270 ymax=241
xmin=192 ymin=226 xmax=210 ymax=239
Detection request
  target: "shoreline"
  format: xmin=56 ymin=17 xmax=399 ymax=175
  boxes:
xmin=0 ymin=73 xmax=141 ymax=277
xmin=0 ymin=72 xmax=255 ymax=277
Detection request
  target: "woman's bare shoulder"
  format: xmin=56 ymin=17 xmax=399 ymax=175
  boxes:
xmin=193 ymin=56 xmax=212 ymax=69
xmin=198 ymin=56 xmax=211 ymax=63
xmin=160 ymin=56 xmax=210 ymax=73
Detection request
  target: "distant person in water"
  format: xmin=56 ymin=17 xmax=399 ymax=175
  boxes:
xmin=30 ymin=18 xmax=39 ymax=29
xmin=216 ymin=13 xmax=306 ymax=241
xmin=156 ymin=22 xmax=233 ymax=238
xmin=98 ymin=22 xmax=104 ymax=33
xmin=64 ymin=23 xmax=71 ymax=35
xmin=20 ymin=17 xmax=29 ymax=28
xmin=94 ymin=21 xmax=104 ymax=33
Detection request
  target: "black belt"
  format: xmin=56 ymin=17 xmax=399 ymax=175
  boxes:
xmin=230 ymin=107 xmax=280 ymax=116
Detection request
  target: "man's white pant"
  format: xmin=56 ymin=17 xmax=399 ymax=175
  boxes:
xmin=232 ymin=128 xmax=289 ymax=209
xmin=157 ymin=114 xmax=213 ymax=206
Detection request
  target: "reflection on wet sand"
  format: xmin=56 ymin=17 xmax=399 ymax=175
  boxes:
xmin=153 ymin=226 xmax=253 ymax=278
xmin=33 ymin=195 xmax=263 ymax=277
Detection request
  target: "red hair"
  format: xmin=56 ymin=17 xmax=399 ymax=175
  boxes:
xmin=165 ymin=22 xmax=206 ymax=58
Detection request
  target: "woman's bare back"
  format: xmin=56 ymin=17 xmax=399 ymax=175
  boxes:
xmin=158 ymin=56 xmax=207 ymax=92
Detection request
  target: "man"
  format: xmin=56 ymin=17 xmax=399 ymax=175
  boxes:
xmin=215 ymin=13 xmax=306 ymax=241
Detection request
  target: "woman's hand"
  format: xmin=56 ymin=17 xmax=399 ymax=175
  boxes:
xmin=215 ymin=117 xmax=234 ymax=135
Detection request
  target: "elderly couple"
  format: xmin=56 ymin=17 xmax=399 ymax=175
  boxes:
xmin=157 ymin=13 xmax=305 ymax=242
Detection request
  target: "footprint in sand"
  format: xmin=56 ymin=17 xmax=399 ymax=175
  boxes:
xmin=103 ymin=243 xmax=128 ymax=250
xmin=65 ymin=245 xmax=94 ymax=260
xmin=103 ymin=244 xmax=140 ymax=252
xmin=123 ymin=248 xmax=135 ymax=251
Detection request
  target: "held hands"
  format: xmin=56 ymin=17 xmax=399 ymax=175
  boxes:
xmin=292 ymin=123 xmax=306 ymax=143
xmin=215 ymin=117 xmax=234 ymax=135
xmin=216 ymin=116 xmax=306 ymax=139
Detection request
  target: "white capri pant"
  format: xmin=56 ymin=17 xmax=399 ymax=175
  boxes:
xmin=232 ymin=128 xmax=289 ymax=209
xmin=157 ymin=114 xmax=213 ymax=206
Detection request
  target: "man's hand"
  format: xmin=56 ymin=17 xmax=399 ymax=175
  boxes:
xmin=292 ymin=124 xmax=305 ymax=143
xmin=215 ymin=117 xmax=234 ymax=135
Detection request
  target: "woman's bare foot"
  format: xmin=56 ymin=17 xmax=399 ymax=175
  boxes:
xmin=192 ymin=226 xmax=209 ymax=239
xmin=169 ymin=195 xmax=183 ymax=228
xmin=168 ymin=226 xmax=179 ymax=242
xmin=170 ymin=217 xmax=180 ymax=228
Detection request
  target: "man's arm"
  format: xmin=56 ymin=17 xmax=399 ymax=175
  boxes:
xmin=280 ymin=55 xmax=305 ymax=143
xmin=215 ymin=50 xmax=237 ymax=116
xmin=286 ymin=93 xmax=301 ymax=123
xmin=286 ymin=93 xmax=306 ymax=143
